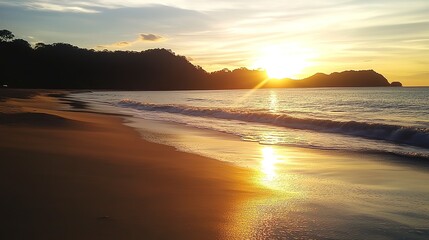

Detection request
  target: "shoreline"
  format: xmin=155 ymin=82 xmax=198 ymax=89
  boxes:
xmin=76 ymin=90 xmax=429 ymax=237
xmin=72 ymin=88 xmax=429 ymax=160
xmin=0 ymin=89 xmax=265 ymax=239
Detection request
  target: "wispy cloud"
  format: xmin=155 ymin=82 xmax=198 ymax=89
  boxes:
xmin=113 ymin=41 xmax=130 ymax=47
xmin=26 ymin=2 xmax=99 ymax=13
xmin=0 ymin=1 xmax=101 ymax=13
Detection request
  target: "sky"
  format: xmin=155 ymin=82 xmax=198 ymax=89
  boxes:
xmin=1 ymin=0 xmax=429 ymax=85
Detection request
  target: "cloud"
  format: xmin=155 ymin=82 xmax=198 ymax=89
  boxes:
xmin=33 ymin=3 xmax=97 ymax=13
xmin=116 ymin=41 xmax=130 ymax=47
xmin=1 ymin=0 xmax=239 ymax=12
xmin=4 ymin=1 xmax=99 ymax=13
xmin=140 ymin=33 xmax=163 ymax=42
xmin=96 ymin=40 xmax=130 ymax=49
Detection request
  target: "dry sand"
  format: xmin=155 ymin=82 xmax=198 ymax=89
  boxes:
xmin=0 ymin=90 xmax=263 ymax=239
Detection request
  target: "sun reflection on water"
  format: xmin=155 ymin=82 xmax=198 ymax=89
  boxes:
xmin=269 ymin=91 xmax=278 ymax=113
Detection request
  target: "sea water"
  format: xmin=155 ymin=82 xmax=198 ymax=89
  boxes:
xmin=72 ymin=87 xmax=429 ymax=239
xmin=74 ymin=87 xmax=429 ymax=159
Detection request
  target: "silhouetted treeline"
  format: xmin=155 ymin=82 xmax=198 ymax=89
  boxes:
xmin=266 ymin=70 xmax=392 ymax=88
xmin=0 ymin=30 xmax=396 ymax=90
xmin=1 ymin=41 xmax=206 ymax=90
xmin=209 ymin=68 xmax=268 ymax=89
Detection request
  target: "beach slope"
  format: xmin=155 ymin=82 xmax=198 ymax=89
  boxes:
xmin=0 ymin=90 xmax=259 ymax=239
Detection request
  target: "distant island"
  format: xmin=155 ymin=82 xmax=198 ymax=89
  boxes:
xmin=390 ymin=81 xmax=403 ymax=87
xmin=0 ymin=29 xmax=401 ymax=90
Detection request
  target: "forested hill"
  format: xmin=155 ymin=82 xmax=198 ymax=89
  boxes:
xmin=0 ymin=30 xmax=399 ymax=90
xmin=264 ymin=70 xmax=392 ymax=88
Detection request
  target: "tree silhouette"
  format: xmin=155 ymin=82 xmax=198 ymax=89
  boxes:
xmin=0 ymin=30 xmax=14 ymax=42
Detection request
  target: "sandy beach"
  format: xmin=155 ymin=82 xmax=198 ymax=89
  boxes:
xmin=0 ymin=90 xmax=263 ymax=239
xmin=2 ymin=89 xmax=429 ymax=240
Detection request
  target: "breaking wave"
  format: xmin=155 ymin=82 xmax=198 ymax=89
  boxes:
xmin=118 ymin=100 xmax=429 ymax=150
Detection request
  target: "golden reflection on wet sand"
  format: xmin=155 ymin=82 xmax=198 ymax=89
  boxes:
xmin=225 ymin=146 xmax=299 ymax=239
xmin=259 ymin=145 xmax=295 ymax=192
xmin=261 ymin=147 xmax=279 ymax=183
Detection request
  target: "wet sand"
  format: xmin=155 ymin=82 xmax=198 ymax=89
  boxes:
xmin=0 ymin=90 xmax=264 ymax=239
xmin=113 ymin=105 xmax=429 ymax=239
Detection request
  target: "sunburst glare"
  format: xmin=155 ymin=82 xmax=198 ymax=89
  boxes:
xmin=253 ymin=45 xmax=314 ymax=79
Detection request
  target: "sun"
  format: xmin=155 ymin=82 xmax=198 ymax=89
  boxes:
xmin=253 ymin=45 xmax=312 ymax=79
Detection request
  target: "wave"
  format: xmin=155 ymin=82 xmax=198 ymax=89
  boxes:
xmin=117 ymin=100 xmax=429 ymax=149
xmin=265 ymin=141 xmax=429 ymax=160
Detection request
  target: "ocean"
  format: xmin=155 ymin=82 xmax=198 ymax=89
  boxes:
xmin=72 ymin=87 xmax=429 ymax=239
xmin=74 ymin=87 xmax=429 ymax=159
